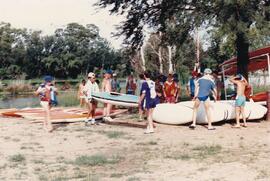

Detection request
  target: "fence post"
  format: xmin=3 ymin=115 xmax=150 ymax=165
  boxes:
xmin=267 ymin=90 xmax=270 ymax=121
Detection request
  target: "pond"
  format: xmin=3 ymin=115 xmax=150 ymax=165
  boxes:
xmin=0 ymin=95 xmax=40 ymax=109
xmin=0 ymin=91 xmax=80 ymax=109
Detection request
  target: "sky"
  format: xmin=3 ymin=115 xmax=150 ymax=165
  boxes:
xmin=0 ymin=0 xmax=125 ymax=49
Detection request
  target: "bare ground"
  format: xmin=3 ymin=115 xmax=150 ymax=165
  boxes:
xmin=0 ymin=113 xmax=269 ymax=181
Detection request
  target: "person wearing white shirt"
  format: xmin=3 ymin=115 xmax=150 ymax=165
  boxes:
xmin=83 ymin=72 xmax=99 ymax=125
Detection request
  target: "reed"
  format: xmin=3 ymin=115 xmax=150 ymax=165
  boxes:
xmin=57 ymin=91 xmax=80 ymax=107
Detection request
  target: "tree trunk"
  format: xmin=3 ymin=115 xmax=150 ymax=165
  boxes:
xmin=236 ymin=32 xmax=249 ymax=80
xmin=158 ymin=46 xmax=163 ymax=74
xmin=140 ymin=46 xmax=146 ymax=71
xmin=167 ymin=45 xmax=173 ymax=73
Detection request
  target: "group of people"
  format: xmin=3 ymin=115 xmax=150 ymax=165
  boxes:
xmin=36 ymin=68 xmax=249 ymax=133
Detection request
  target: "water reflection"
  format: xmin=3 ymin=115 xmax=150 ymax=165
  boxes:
xmin=0 ymin=95 xmax=40 ymax=109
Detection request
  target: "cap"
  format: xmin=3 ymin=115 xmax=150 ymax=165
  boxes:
xmin=113 ymin=73 xmax=117 ymax=77
xmin=105 ymin=70 xmax=113 ymax=74
xmin=236 ymin=74 xmax=243 ymax=80
xmin=44 ymin=75 xmax=53 ymax=82
xmin=88 ymin=72 xmax=95 ymax=78
xmin=204 ymin=68 xmax=212 ymax=74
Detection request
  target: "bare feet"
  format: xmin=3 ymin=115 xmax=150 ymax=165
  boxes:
xmin=241 ymin=123 xmax=247 ymax=128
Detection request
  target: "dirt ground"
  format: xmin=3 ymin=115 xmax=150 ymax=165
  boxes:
xmin=0 ymin=112 xmax=269 ymax=181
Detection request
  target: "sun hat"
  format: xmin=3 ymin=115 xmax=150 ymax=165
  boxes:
xmin=204 ymin=68 xmax=212 ymax=74
xmin=44 ymin=75 xmax=53 ymax=82
xmin=88 ymin=72 xmax=95 ymax=78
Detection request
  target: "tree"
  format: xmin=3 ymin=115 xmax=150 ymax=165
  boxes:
xmin=97 ymin=0 xmax=270 ymax=78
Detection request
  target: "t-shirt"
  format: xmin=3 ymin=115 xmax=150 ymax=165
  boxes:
xmin=164 ymin=81 xmax=177 ymax=97
xmin=83 ymin=81 xmax=99 ymax=99
xmin=197 ymin=76 xmax=215 ymax=97
xmin=141 ymin=80 xmax=157 ymax=100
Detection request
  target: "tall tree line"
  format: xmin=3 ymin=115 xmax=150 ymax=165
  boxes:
xmin=0 ymin=22 xmax=127 ymax=79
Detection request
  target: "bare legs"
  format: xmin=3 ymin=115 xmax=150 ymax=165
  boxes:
xmin=41 ymin=101 xmax=52 ymax=132
xmin=234 ymin=106 xmax=246 ymax=128
xmin=145 ymin=108 xmax=154 ymax=134
xmin=190 ymin=99 xmax=214 ymax=130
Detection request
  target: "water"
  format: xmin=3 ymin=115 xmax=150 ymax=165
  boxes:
xmin=0 ymin=95 xmax=40 ymax=109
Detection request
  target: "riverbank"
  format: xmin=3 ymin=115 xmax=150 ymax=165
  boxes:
xmin=0 ymin=113 xmax=269 ymax=180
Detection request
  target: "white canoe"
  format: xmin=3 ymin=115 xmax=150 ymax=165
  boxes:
xmin=153 ymin=101 xmax=267 ymax=125
xmin=152 ymin=103 xmax=193 ymax=124
xmin=220 ymin=100 xmax=267 ymax=120
xmin=177 ymin=101 xmax=231 ymax=124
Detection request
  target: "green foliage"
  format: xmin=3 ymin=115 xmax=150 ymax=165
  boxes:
xmin=0 ymin=22 xmax=128 ymax=79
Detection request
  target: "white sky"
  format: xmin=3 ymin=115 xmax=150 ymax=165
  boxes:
xmin=0 ymin=0 xmax=125 ymax=49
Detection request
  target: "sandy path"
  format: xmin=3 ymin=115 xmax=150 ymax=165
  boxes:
xmin=0 ymin=113 xmax=269 ymax=181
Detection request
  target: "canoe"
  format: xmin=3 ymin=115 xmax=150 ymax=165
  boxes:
xmin=1 ymin=107 xmax=127 ymax=123
xmin=153 ymin=100 xmax=267 ymax=125
xmin=92 ymin=92 xmax=139 ymax=107
xmin=152 ymin=104 xmax=193 ymax=124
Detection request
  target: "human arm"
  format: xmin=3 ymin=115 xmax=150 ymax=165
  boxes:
xmin=229 ymin=76 xmax=238 ymax=84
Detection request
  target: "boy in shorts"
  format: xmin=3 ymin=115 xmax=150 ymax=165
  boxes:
xmin=230 ymin=74 xmax=248 ymax=128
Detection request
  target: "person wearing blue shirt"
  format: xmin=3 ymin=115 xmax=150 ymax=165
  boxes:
xmin=139 ymin=71 xmax=158 ymax=134
xmin=189 ymin=68 xmax=217 ymax=130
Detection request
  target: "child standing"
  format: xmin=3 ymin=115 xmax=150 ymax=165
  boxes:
xmin=139 ymin=71 xmax=158 ymax=134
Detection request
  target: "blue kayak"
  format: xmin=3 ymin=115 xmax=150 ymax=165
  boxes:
xmin=92 ymin=92 xmax=139 ymax=107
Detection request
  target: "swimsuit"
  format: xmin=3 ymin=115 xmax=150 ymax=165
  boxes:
xmin=235 ymin=95 xmax=246 ymax=107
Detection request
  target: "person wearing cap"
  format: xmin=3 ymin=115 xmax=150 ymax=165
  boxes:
xmin=229 ymin=74 xmax=248 ymax=128
xmin=189 ymin=68 xmax=217 ymax=130
xmin=83 ymin=72 xmax=100 ymax=125
xmin=101 ymin=70 xmax=113 ymax=122
xmin=35 ymin=75 xmax=57 ymax=132
xmin=111 ymin=73 xmax=121 ymax=93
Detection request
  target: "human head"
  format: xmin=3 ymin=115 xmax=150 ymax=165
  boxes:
xmin=139 ymin=73 xmax=144 ymax=80
xmin=104 ymin=70 xmax=112 ymax=79
xmin=88 ymin=72 xmax=96 ymax=83
xmin=167 ymin=74 xmax=173 ymax=82
xmin=204 ymin=68 xmax=212 ymax=75
xmin=235 ymin=74 xmax=243 ymax=80
xmin=143 ymin=70 xmax=152 ymax=79
xmin=82 ymin=79 xmax=86 ymax=85
xmin=44 ymin=75 xmax=53 ymax=85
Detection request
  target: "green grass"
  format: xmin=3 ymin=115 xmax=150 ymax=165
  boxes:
xmin=74 ymin=154 xmax=122 ymax=166
xmin=98 ymin=130 xmax=127 ymax=139
xmin=192 ymin=144 xmax=222 ymax=158
xmin=9 ymin=154 xmax=26 ymax=163
xmin=57 ymin=91 xmax=80 ymax=107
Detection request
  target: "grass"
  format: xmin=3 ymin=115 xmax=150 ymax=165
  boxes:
xmin=192 ymin=144 xmax=222 ymax=158
xmin=74 ymin=154 xmax=122 ymax=166
xmin=98 ymin=130 xmax=127 ymax=139
xmin=57 ymin=91 xmax=80 ymax=107
xmin=9 ymin=154 xmax=26 ymax=163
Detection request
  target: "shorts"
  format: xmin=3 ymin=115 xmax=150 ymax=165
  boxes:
xmin=235 ymin=95 xmax=246 ymax=107
xmin=145 ymin=97 xmax=158 ymax=109
xmin=85 ymin=97 xmax=97 ymax=104
xmin=198 ymin=96 xmax=209 ymax=101
xmin=40 ymin=101 xmax=50 ymax=110
xmin=127 ymin=90 xmax=135 ymax=95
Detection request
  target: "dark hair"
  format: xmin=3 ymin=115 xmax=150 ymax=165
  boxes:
xmin=82 ymin=79 xmax=86 ymax=83
xmin=139 ymin=73 xmax=144 ymax=80
xmin=143 ymin=70 xmax=151 ymax=79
